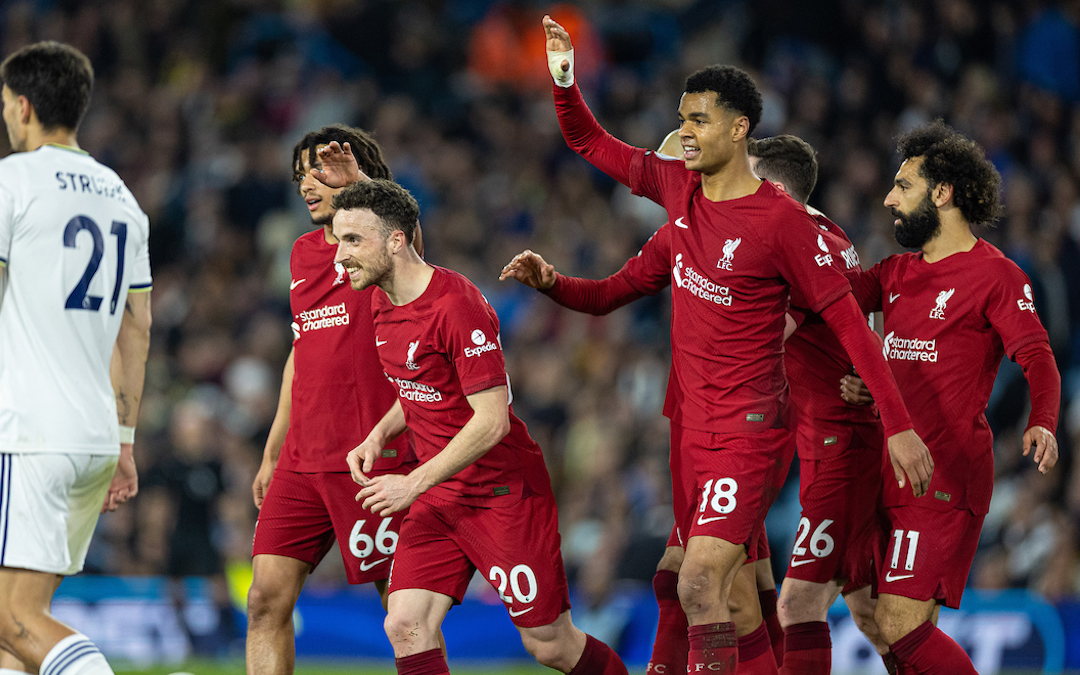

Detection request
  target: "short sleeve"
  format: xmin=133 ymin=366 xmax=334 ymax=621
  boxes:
xmin=444 ymin=286 xmax=510 ymax=396
xmin=984 ymin=261 xmax=1049 ymax=359
xmin=0 ymin=183 xmax=15 ymax=266
xmin=128 ymin=212 xmax=152 ymax=291
xmin=767 ymin=208 xmax=851 ymax=313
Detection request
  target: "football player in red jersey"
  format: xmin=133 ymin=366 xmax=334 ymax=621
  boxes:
xmin=332 ymin=179 xmax=629 ymax=675
xmin=245 ymin=126 xmax=424 ymax=675
xmin=543 ymin=15 xmax=932 ymax=674
xmin=501 ymin=135 xmax=889 ymax=675
xmin=844 ymin=120 xmax=1060 ymax=675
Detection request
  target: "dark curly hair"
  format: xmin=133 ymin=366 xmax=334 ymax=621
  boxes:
xmin=896 ymin=120 xmax=1003 ymax=226
xmin=0 ymin=41 xmax=93 ymax=131
xmin=748 ymin=135 xmax=818 ymax=204
xmin=684 ymin=66 xmax=763 ymax=134
xmin=291 ymin=124 xmax=391 ymax=187
xmin=332 ymin=179 xmax=419 ymax=244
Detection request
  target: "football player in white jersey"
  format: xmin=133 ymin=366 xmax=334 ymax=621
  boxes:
xmin=0 ymin=42 xmax=151 ymax=675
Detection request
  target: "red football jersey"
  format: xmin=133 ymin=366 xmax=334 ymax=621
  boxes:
xmin=279 ymin=229 xmax=411 ymax=473
xmin=850 ymin=239 xmax=1050 ymax=514
xmin=786 ymin=211 xmax=880 ymax=458
xmin=371 ymin=266 xmax=552 ymax=506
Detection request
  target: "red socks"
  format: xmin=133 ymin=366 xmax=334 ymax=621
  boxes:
xmin=758 ymin=588 xmax=784 ymax=667
xmin=779 ymin=621 xmax=831 ymax=675
xmin=396 ymin=648 xmax=450 ymax=675
xmin=688 ymin=622 xmax=737 ymax=674
xmin=890 ymin=621 xmax=976 ymax=675
xmin=569 ymin=634 xmax=629 ymax=675
xmin=738 ymin=621 xmax=779 ymax=674
xmin=648 ymin=570 xmax=689 ymax=674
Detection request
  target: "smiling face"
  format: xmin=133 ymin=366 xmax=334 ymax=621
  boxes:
xmin=332 ymin=208 xmax=394 ymax=291
xmin=676 ymin=91 xmax=742 ymax=175
xmin=884 ymin=156 xmax=942 ymax=249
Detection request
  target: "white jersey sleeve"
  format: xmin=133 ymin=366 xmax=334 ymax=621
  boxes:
xmin=0 ymin=146 xmax=152 ymax=455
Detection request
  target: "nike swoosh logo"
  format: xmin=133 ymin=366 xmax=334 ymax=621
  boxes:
xmin=675 ymin=217 xmax=689 ymax=229
xmin=696 ymin=514 xmax=727 ymax=525
xmin=889 ymin=292 xmax=901 ymax=303
xmin=375 ymin=337 xmax=388 ymax=346
xmin=508 ymin=607 xmax=534 ymax=618
xmin=789 ymin=559 xmax=816 ymax=567
xmin=290 ymin=278 xmax=307 ymax=290
xmin=884 ymin=571 xmax=914 ymax=582
xmin=359 ymin=557 xmax=389 ymax=572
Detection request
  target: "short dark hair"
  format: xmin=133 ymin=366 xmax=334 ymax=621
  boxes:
xmin=684 ymin=65 xmax=763 ymax=134
xmin=896 ymin=119 xmax=1003 ymax=226
xmin=292 ymin=124 xmax=391 ymax=185
xmin=748 ymin=135 xmax=818 ymax=204
xmin=0 ymin=41 xmax=93 ymax=131
xmin=333 ymin=179 xmax=418 ymax=243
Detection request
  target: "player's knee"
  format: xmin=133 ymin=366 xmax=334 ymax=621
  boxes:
xmin=873 ymin=601 xmax=912 ymax=646
xmin=520 ymin=625 xmax=574 ymax=671
xmin=850 ymin=605 xmax=882 ymax=643
xmin=245 ymin=580 xmax=292 ymax=625
xmin=677 ymin=564 xmax=722 ymax=611
xmin=383 ymin=608 xmax=436 ymax=647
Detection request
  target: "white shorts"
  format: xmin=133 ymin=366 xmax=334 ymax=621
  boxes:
xmin=0 ymin=453 xmax=117 ymax=575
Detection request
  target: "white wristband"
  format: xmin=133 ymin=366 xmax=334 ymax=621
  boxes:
xmin=119 ymin=425 xmax=136 ymax=444
xmin=548 ymin=49 xmax=574 ymax=88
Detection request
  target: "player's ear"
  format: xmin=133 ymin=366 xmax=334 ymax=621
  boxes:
xmin=731 ymin=114 xmax=750 ymax=143
xmin=932 ymin=182 xmax=953 ymax=208
xmin=17 ymin=94 xmax=32 ymax=125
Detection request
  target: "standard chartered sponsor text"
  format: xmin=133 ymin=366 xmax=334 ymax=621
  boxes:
xmin=886 ymin=335 xmax=938 ymax=362
xmin=388 ymin=375 xmax=445 ymax=402
xmin=299 ymin=302 xmax=349 ymax=332
xmin=681 ymin=265 xmax=732 ymax=306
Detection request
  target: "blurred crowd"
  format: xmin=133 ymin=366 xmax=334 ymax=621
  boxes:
xmin=4 ymin=0 xmax=1080 ymax=634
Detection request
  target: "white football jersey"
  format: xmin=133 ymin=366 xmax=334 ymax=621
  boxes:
xmin=0 ymin=145 xmax=151 ymax=455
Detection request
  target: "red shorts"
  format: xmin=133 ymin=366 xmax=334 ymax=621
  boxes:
xmin=389 ymin=491 xmax=572 ymax=628
xmin=253 ymin=467 xmax=412 ymax=585
xmin=786 ymin=422 xmax=883 ymax=586
xmin=670 ymin=424 xmax=794 ymax=556
xmin=875 ymin=504 xmax=983 ymax=609
xmin=664 ymin=524 xmax=770 ymax=564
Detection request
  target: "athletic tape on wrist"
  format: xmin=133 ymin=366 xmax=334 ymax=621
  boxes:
xmin=119 ymin=425 xmax=136 ymax=444
xmin=548 ymin=49 xmax=574 ymax=87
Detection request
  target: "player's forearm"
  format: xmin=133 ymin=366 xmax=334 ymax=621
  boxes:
xmin=113 ymin=292 xmax=151 ymax=428
xmin=410 ymin=388 xmax=510 ymax=493
xmin=821 ymin=293 xmax=912 ymax=436
xmin=544 ymin=272 xmax=645 ymax=315
xmin=262 ymin=349 xmax=294 ymax=464
xmin=553 ymin=83 xmax=637 ymax=187
xmin=366 ymin=399 xmax=408 ymax=449
xmin=1015 ymin=341 xmax=1061 ymax=433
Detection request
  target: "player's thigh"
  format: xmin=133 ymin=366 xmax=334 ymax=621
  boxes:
xmin=252 ymin=469 xmax=337 ymax=572
xmin=875 ymin=593 xmax=936 ymax=644
xmin=314 ymin=470 xmax=408 ymax=584
xmin=682 ymin=534 xmax=746 ymax=596
xmin=248 ymin=554 xmax=310 ymax=614
xmin=877 ymin=505 xmax=982 ymax=609
xmin=453 ymin=492 xmax=571 ymax=629
xmin=0 ymin=453 xmax=114 ymax=576
xmin=388 ymin=499 xmax=475 ymax=609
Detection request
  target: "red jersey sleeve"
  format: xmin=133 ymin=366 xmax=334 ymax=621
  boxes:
xmin=441 ymin=287 xmax=509 ymax=396
xmin=765 ymin=205 xmax=852 ymax=313
xmin=850 ymin=263 xmax=884 ymax=313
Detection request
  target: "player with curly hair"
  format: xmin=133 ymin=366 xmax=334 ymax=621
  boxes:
xmin=846 ymin=120 xmax=1060 ymax=674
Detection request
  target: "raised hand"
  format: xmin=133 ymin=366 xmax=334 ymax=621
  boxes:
xmin=499 ymin=249 xmax=556 ymax=290
xmin=312 ymin=141 xmax=370 ymax=188
xmin=886 ymin=429 xmax=934 ymax=498
xmin=543 ymin=15 xmax=574 ymax=86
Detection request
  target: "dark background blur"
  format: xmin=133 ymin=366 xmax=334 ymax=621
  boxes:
xmin=5 ymin=0 xmax=1078 ymax=622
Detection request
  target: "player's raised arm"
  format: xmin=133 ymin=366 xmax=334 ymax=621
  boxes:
xmin=312 ymin=141 xmax=371 ymax=188
xmin=105 ymin=290 xmax=152 ymax=513
xmin=357 ymin=386 xmax=511 ymax=517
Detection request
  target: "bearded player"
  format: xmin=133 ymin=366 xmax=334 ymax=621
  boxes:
xmin=846 ymin=120 xmax=1060 ymax=675
xmin=542 ymin=15 xmax=931 ymax=673
xmin=246 ymin=125 xmax=422 ymax=674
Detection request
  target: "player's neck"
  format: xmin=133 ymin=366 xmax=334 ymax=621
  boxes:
xmin=700 ymin=159 xmax=761 ymax=202
xmin=382 ymin=256 xmax=434 ymax=306
xmin=321 ymin=223 xmax=337 ymax=244
xmin=921 ymin=217 xmax=977 ymax=263
xmin=25 ymin=126 xmax=79 ymax=153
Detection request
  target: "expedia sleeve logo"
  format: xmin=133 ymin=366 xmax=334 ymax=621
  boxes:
xmin=1017 ymin=284 xmax=1036 ymax=313
xmin=464 ymin=328 xmax=500 ymax=358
